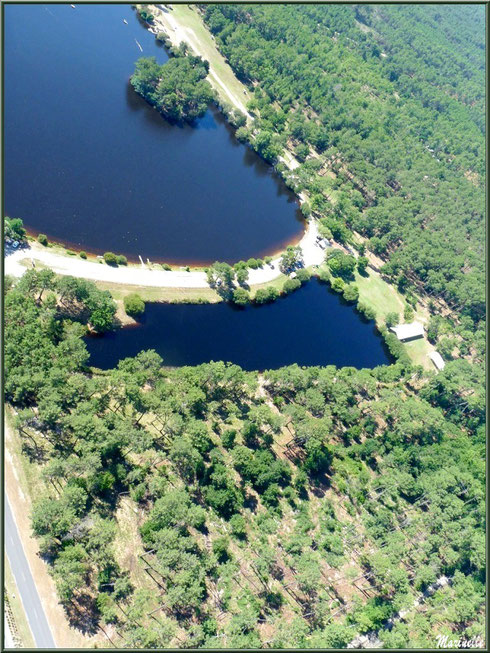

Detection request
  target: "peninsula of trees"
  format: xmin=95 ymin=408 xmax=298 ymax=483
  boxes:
xmin=131 ymin=51 xmax=215 ymax=123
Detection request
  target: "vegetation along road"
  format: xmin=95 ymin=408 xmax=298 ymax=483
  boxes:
xmin=5 ymin=494 xmax=56 ymax=648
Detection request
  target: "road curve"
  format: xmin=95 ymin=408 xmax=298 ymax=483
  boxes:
xmin=4 ymin=494 xmax=56 ymax=649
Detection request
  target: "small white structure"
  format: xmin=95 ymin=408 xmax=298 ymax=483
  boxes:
xmin=429 ymin=351 xmax=446 ymax=371
xmin=390 ymin=322 xmax=425 ymax=342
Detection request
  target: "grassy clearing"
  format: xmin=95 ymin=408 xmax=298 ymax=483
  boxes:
xmin=403 ymin=337 xmax=434 ymax=370
xmin=354 ymin=268 xmax=405 ymax=322
xmin=4 ymin=555 xmax=36 ymax=648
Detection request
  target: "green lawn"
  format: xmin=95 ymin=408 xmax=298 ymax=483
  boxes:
xmin=354 ymin=268 xmax=406 ymax=323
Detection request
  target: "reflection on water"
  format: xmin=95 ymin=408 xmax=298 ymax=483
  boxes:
xmin=4 ymin=3 xmax=304 ymax=264
xmin=86 ymin=279 xmax=393 ymax=371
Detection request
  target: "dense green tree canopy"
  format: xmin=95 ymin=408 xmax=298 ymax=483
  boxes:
xmin=131 ymin=54 xmax=215 ymax=123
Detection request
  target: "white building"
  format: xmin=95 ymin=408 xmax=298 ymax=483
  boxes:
xmin=429 ymin=351 xmax=446 ymax=371
xmin=390 ymin=322 xmax=425 ymax=342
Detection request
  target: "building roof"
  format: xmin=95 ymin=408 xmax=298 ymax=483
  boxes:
xmin=390 ymin=322 xmax=425 ymax=341
xmin=429 ymin=351 xmax=446 ymax=371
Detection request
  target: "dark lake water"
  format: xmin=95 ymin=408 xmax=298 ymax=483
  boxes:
xmin=4 ymin=4 xmax=304 ymax=264
xmin=85 ymin=279 xmax=392 ymax=371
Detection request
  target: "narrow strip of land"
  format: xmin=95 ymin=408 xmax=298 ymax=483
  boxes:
xmin=4 ymin=220 xmax=324 ymax=287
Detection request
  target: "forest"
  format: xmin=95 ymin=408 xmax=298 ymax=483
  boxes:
xmin=4 ymin=268 xmax=485 ymax=647
xmin=201 ymin=3 xmax=485 ymax=331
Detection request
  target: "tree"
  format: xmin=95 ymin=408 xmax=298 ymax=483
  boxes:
xmin=232 ymin=287 xmax=250 ymax=305
xmin=343 ymin=284 xmax=359 ymax=303
xmin=254 ymin=286 xmax=279 ymax=304
xmin=103 ymin=252 xmax=117 ymax=266
xmin=131 ymin=56 xmax=214 ymax=123
xmin=124 ymin=293 xmax=145 ymax=317
xmin=357 ymin=256 xmax=369 ymax=275
xmin=283 ymin=278 xmax=301 ymax=294
xmin=280 ymin=245 xmax=302 ymax=272
xmin=5 ymin=217 xmax=26 ymax=241
xmin=385 ymin=312 xmax=400 ymax=328
xmin=404 ymin=304 xmax=415 ymax=322
xmin=357 ymin=302 xmax=376 ymax=321
xmin=327 ymin=250 xmax=356 ymax=279
xmin=37 ymin=233 xmax=48 ymax=246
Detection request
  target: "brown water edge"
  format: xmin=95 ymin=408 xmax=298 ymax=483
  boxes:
xmin=24 ymin=213 xmax=307 ymax=269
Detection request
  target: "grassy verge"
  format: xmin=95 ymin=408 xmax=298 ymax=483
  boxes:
xmin=4 ymin=555 xmax=36 ymax=648
xmin=249 ymin=272 xmax=288 ymax=298
xmin=94 ymin=280 xmax=221 ymax=303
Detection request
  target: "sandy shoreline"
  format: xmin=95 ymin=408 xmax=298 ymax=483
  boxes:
xmin=4 ymin=220 xmax=325 ymax=288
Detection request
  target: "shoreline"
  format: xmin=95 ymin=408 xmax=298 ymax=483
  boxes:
xmin=4 ymin=219 xmax=325 ymax=289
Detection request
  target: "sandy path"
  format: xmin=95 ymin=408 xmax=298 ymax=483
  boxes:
xmin=4 ymin=220 xmax=326 ymax=287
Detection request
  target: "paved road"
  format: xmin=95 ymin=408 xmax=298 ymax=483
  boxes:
xmin=4 ymin=495 xmax=56 ymax=649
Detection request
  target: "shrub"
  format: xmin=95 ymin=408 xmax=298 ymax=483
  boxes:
xmin=221 ymin=429 xmax=236 ymax=449
xmin=343 ymin=284 xmax=359 ymax=303
xmin=385 ymin=312 xmax=400 ymax=328
xmin=247 ymin=258 xmax=260 ymax=269
xmin=264 ymin=256 xmax=273 ymax=265
xmin=229 ymin=514 xmax=247 ymax=539
xmin=357 ymin=302 xmax=376 ymax=321
xmin=37 ymin=233 xmax=48 ymax=246
xmin=116 ymin=254 xmax=128 ymax=266
xmin=232 ymin=287 xmax=250 ymax=306
xmin=357 ymin=256 xmax=369 ymax=275
xmin=124 ymin=293 xmax=145 ymax=317
xmin=161 ymin=263 xmax=172 ymax=271
xmin=295 ymin=268 xmax=311 ymax=283
xmin=255 ymin=287 xmax=279 ymax=304
xmin=79 ymin=251 xmax=87 ymax=259
xmin=283 ymin=278 xmax=301 ymax=294
xmin=103 ymin=252 xmax=118 ymax=266
xmin=330 ymin=277 xmax=344 ymax=293
xmin=404 ymin=305 xmax=415 ymax=322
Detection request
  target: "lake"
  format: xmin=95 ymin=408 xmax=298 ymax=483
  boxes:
xmin=85 ymin=279 xmax=392 ymax=371
xmin=4 ymin=3 xmax=304 ymax=264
